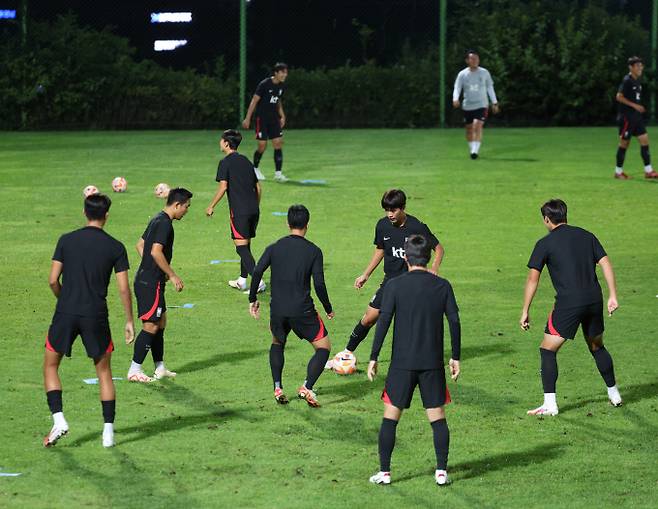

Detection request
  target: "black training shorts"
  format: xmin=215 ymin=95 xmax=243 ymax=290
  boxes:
xmin=382 ymin=367 xmax=451 ymax=409
xmin=135 ymin=280 xmax=166 ymax=323
xmin=545 ymin=301 xmax=604 ymax=340
xmin=46 ymin=312 xmax=114 ymax=358
xmin=369 ymin=279 xmax=391 ymax=310
xmin=463 ymin=107 xmax=488 ymax=125
xmin=618 ymin=114 xmax=647 ymax=140
xmin=270 ymin=313 xmax=328 ymax=343
xmin=255 ymin=115 xmax=283 ymax=140
xmin=230 ymin=212 xmax=259 ymax=240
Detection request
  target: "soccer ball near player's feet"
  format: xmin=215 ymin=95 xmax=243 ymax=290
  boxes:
xmin=154 ymin=182 xmax=170 ymax=198
xmin=82 ymin=185 xmax=99 ymax=197
xmin=111 ymin=177 xmax=127 ymax=192
xmin=332 ymin=351 xmax=357 ymax=375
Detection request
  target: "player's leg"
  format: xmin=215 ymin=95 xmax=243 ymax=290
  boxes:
xmin=465 ymin=119 xmax=476 ymax=157
xmin=230 ymin=238 xmax=253 ymax=291
xmin=129 ymin=320 xmax=160 ymax=382
xmin=614 ymin=117 xmax=631 ymax=179
xmin=471 ymin=111 xmax=487 ymax=157
xmin=152 ymin=313 xmax=176 ymax=379
xmin=345 ymin=305 xmax=380 ymax=354
xmin=527 ymin=332 xmax=566 ymax=416
xmin=269 ymin=317 xmax=290 ymax=404
xmin=369 ymin=403 xmax=402 ymax=485
xmin=426 ymin=407 xmax=449 ymax=485
xmin=253 ymin=124 xmax=267 ymax=180
xmin=638 ymin=133 xmax=658 ymax=178
xmin=94 ymin=351 xmax=116 ymax=447
xmin=271 ymin=137 xmax=287 ymax=181
xmin=43 ymin=348 xmax=69 ymax=446
xmin=298 ymin=316 xmax=330 ymax=407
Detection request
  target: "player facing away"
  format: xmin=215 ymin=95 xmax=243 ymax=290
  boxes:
xmin=242 ymin=62 xmax=289 ymax=182
xmin=614 ymin=56 xmax=658 ymax=180
xmin=128 ymin=188 xmax=193 ymax=383
xmin=520 ymin=199 xmax=622 ymax=416
xmin=333 ymin=189 xmax=443 ymax=364
xmin=206 ymin=129 xmax=265 ymax=293
xmin=249 ymin=204 xmax=334 ymax=407
xmin=43 ymin=194 xmax=134 ymax=448
xmin=452 ymin=50 xmax=499 ymax=159
xmin=367 ymin=235 xmax=461 ymax=486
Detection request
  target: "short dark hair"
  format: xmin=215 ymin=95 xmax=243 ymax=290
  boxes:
xmin=167 ymin=187 xmax=193 ymax=206
xmin=273 ymin=62 xmax=288 ymax=72
xmin=628 ymin=56 xmax=643 ymax=66
xmin=465 ymin=49 xmax=479 ymax=58
xmin=405 ymin=234 xmax=431 ymax=267
xmin=84 ymin=193 xmax=111 ymax=220
xmin=381 ymin=189 xmax=406 ymax=210
xmin=540 ymin=199 xmax=568 ymax=224
xmin=288 ymin=204 xmax=310 ymax=229
xmin=221 ymin=129 xmax=242 ymax=150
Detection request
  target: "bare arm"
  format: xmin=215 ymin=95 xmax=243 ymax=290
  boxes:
xmin=520 ymin=269 xmax=541 ymax=330
xmin=354 ymin=248 xmax=385 ymax=289
xmin=598 ymin=256 xmax=619 ymax=315
xmin=49 ymin=260 xmax=63 ymax=298
xmin=115 ymin=270 xmax=135 ymax=344
xmin=151 ymin=243 xmax=183 ymax=291
xmin=136 ymin=238 xmax=144 ymax=257
xmin=206 ymin=181 xmax=228 ymax=216
xmin=242 ymin=95 xmax=261 ymax=128
xmin=430 ymin=244 xmax=445 ymax=275
xmin=616 ymin=92 xmax=645 ymax=113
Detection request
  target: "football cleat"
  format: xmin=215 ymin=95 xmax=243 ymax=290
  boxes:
xmin=470 ymin=153 xmax=478 ymax=160
xmin=273 ymin=172 xmax=289 ymax=182
xmin=43 ymin=423 xmax=69 ymax=447
xmin=435 ymin=470 xmax=449 ymax=486
xmin=254 ymin=168 xmax=266 ymax=181
xmin=243 ymin=281 xmax=266 ymax=295
xmin=527 ymin=405 xmax=559 ymax=416
xmin=644 ymin=170 xmax=658 ymax=179
xmin=102 ymin=429 xmax=115 ymax=448
xmin=324 ymin=359 xmax=334 ymax=370
xmin=608 ymin=387 xmax=623 ymax=407
xmin=369 ymin=471 xmax=391 ymax=485
xmin=298 ymin=385 xmax=320 ymax=407
xmin=228 ymin=279 xmax=248 ymax=291
xmin=127 ymin=371 xmax=155 ymax=383
xmin=614 ymin=172 xmax=631 ymax=180
xmin=154 ymin=367 xmax=177 ymax=380
xmin=274 ymin=388 xmax=289 ymax=405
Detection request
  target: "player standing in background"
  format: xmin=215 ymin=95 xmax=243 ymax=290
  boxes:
xmin=242 ymin=63 xmax=289 ymax=182
xmin=43 ymin=194 xmax=134 ymax=448
xmin=206 ymin=129 xmax=265 ymax=293
xmin=128 ymin=188 xmax=193 ymax=383
xmin=613 ymin=56 xmax=658 ymax=179
xmin=452 ymin=50 xmax=499 ymax=159
xmin=332 ymin=189 xmax=443 ymax=365
xmin=367 ymin=235 xmax=461 ymax=486
xmin=520 ymin=199 xmax=622 ymax=416
xmin=249 ymin=204 xmax=334 ymax=407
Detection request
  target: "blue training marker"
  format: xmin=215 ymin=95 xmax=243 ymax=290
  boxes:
xmin=299 ymin=179 xmax=327 ymax=184
xmin=210 ymin=259 xmax=240 ymax=264
xmin=0 ymin=473 xmax=22 ymax=477
xmin=83 ymin=377 xmax=124 ymax=385
xmin=168 ymin=303 xmax=195 ymax=309
xmin=271 ymin=211 xmax=287 ymax=216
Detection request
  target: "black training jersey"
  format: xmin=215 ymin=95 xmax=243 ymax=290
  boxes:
xmin=249 ymin=235 xmax=332 ymax=317
xmin=52 ymin=226 xmax=129 ymax=317
xmin=374 ymin=215 xmax=440 ymax=280
xmin=527 ymin=224 xmax=606 ymax=308
xmin=216 ymin=152 xmax=259 ymax=216
xmin=618 ymin=74 xmax=643 ymax=118
xmin=370 ymin=271 xmax=461 ymax=370
xmin=135 ymin=211 xmax=174 ymax=287
xmin=255 ymin=77 xmax=284 ymax=119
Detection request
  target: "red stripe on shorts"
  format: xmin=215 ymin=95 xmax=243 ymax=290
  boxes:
xmin=139 ymin=282 xmax=161 ymax=320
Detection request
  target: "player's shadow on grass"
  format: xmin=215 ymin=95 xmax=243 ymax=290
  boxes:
xmin=395 ymin=443 xmax=565 ymax=483
xmin=175 ymin=349 xmax=262 ymax=374
xmin=279 ymin=181 xmax=329 ymax=187
xmin=460 ymin=342 xmax=516 ymax=360
xmin=558 ymin=379 xmax=658 ymax=413
xmin=484 ymin=157 xmax=540 ymax=163
xmin=321 ymin=374 xmax=385 ymax=406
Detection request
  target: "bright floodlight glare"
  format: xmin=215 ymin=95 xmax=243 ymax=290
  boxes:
xmin=150 ymin=12 xmax=192 ymax=24
xmin=0 ymin=9 xmax=17 ymax=19
xmin=154 ymin=40 xmax=188 ymax=52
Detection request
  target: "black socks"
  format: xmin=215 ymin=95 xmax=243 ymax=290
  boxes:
xmin=253 ymin=150 xmax=263 ymax=168
xmin=641 ymin=145 xmax=651 ymax=166
xmin=151 ymin=328 xmax=164 ymax=363
xmin=540 ymin=347 xmax=558 ymax=393
xmin=616 ymin=146 xmax=627 ymax=168
xmin=274 ymin=149 xmax=283 ymax=173
xmin=591 ymin=346 xmax=616 ymax=388
xmin=431 ymin=419 xmax=450 ymax=470
xmin=346 ymin=321 xmax=371 ymax=352
xmin=236 ymin=244 xmax=255 ymax=278
xmin=378 ymin=418 xmax=398 ymax=472
xmin=269 ymin=343 xmax=285 ymax=390
xmin=46 ymin=390 xmax=63 ymax=414
xmin=102 ymin=400 xmax=116 ymax=424
xmin=305 ymin=348 xmax=330 ymax=390
xmin=133 ymin=330 xmax=156 ymax=364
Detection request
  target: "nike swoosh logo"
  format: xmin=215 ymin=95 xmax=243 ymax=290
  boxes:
xmin=383 ymin=237 xmax=390 ymax=240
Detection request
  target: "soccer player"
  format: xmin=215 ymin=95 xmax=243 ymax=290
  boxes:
xmin=242 ymin=62 xmax=289 ymax=182
xmin=43 ymin=194 xmax=134 ymax=448
xmin=128 ymin=188 xmax=193 ymax=383
xmin=206 ymin=129 xmax=265 ymax=293
xmin=614 ymin=56 xmax=658 ymax=179
xmin=248 ymin=204 xmax=334 ymax=407
xmin=335 ymin=189 xmax=443 ymax=362
xmin=367 ymin=235 xmax=461 ymax=486
xmin=452 ymin=50 xmax=499 ymax=159
xmin=520 ymin=199 xmax=622 ymax=416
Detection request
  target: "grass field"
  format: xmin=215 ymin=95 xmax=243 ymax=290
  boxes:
xmin=1 ymin=128 xmax=657 ymax=508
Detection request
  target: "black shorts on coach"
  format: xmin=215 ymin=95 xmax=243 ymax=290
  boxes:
xmin=382 ymin=367 xmax=451 ymax=409
xmin=463 ymin=107 xmax=488 ymax=125
xmin=135 ymin=280 xmax=166 ymax=323
xmin=46 ymin=312 xmax=114 ymax=358
xmin=618 ymin=114 xmax=647 ymax=140
xmin=255 ymin=115 xmax=283 ymax=140
xmin=270 ymin=313 xmax=328 ymax=343
xmin=230 ymin=212 xmax=259 ymax=240
xmin=545 ymin=301 xmax=604 ymax=340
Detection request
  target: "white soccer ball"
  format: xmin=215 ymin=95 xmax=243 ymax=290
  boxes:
xmin=82 ymin=185 xmax=99 ymax=197
xmin=111 ymin=176 xmax=127 ymax=193
xmin=154 ymin=182 xmax=170 ymax=198
xmin=333 ymin=351 xmax=357 ymax=375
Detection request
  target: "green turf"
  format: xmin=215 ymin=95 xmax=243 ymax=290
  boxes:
xmin=1 ymin=128 xmax=657 ymax=508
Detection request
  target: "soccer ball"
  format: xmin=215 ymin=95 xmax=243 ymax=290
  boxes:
xmin=82 ymin=185 xmax=99 ymax=197
xmin=111 ymin=177 xmax=127 ymax=193
xmin=154 ymin=182 xmax=170 ymax=198
xmin=332 ymin=351 xmax=357 ymax=375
